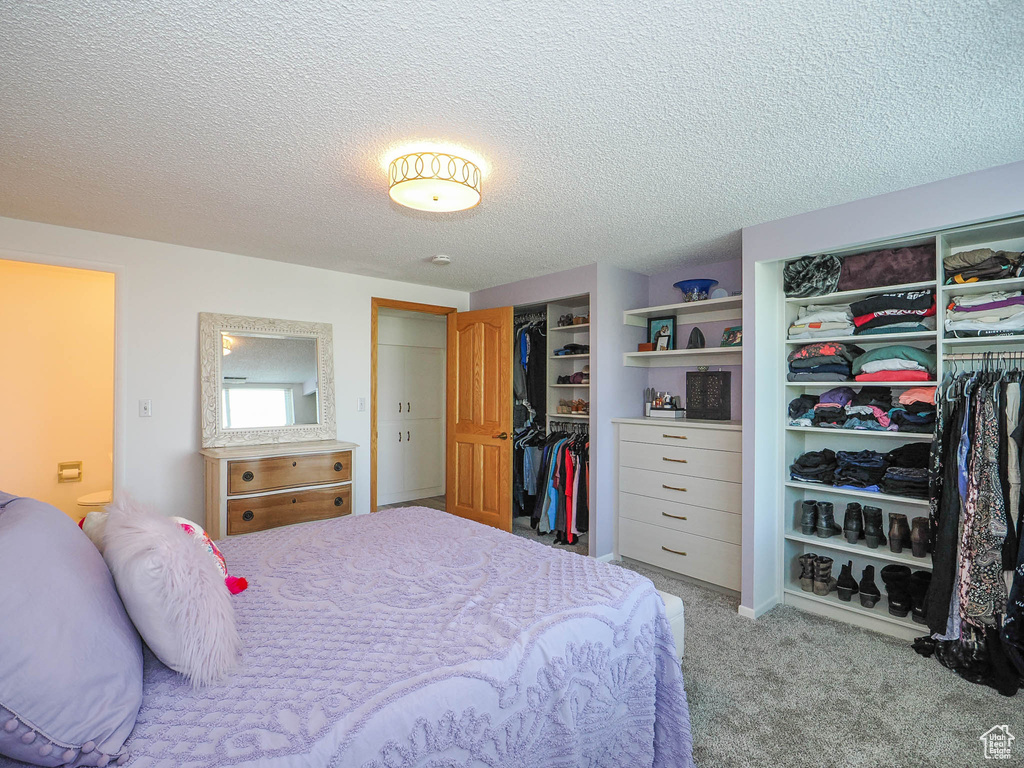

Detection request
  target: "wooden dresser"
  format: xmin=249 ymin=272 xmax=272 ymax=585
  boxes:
xmin=613 ymin=419 xmax=741 ymax=590
xmin=201 ymin=440 xmax=357 ymax=539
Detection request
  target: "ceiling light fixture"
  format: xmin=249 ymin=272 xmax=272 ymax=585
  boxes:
xmin=388 ymin=151 xmax=482 ymax=213
xmin=222 ymin=335 xmax=233 ymax=356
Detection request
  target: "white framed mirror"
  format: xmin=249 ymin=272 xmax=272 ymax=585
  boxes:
xmin=199 ymin=313 xmax=336 ymax=447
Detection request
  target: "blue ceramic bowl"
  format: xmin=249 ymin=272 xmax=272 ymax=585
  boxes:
xmin=674 ymin=278 xmax=719 ymax=301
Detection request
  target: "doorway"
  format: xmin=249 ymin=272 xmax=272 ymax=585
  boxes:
xmin=0 ymin=259 xmax=116 ymax=522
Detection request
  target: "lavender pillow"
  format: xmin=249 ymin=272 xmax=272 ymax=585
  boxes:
xmin=0 ymin=492 xmax=142 ymax=767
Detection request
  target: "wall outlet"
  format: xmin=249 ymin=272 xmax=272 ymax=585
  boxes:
xmin=357 ymin=397 xmax=366 ymax=412
xmin=139 ymin=399 xmax=153 ymax=417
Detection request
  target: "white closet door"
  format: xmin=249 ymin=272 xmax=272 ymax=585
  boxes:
xmin=405 ymin=419 xmax=444 ymax=492
xmin=377 ymin=345 xmax=407 ymax=421
xmin=405 ymin=347 xmax=445 ymax=420
xmin=376 ymin=422 xmax=406 ymax=502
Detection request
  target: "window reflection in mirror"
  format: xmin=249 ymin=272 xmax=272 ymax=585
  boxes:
xmin=220 ymin=333 xmax=319 ymax=429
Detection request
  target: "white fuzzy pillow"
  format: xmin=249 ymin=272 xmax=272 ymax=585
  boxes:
xmin=103 ymin=497 xmax=241 ymax=686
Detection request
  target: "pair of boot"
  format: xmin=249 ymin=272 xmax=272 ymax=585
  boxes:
xmin=800 ymin=501 xmax=842 ymax=538
xmin=880 ymin=565 xmax=931 ymax=622
xmin=849 ymin=505 xmax=887 ymax=548
xmin=837 ymin=562 xmax=886 ymax=607
xmin=798 ymin=553 xmax=837 ymax=596
xmin=888 ymin=514 xmax=930 ymax=557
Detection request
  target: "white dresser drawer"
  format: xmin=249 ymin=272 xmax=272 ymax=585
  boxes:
xmin=619 ymin=423 xmax=741 ymax=452
xmin=619 ymin=518 xmax=741 ymax=590
xmin=619 ymin=466 xmax=741 ymax=514
xmin=618 ymin=492 xmax=741 ymax=544
xmin=619 ymin=440 xmax=741 ymax=482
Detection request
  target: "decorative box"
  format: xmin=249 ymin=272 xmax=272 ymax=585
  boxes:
xmin=637 ymin=342 xmax=654 ymax=352
xmin=686 ymin=371 xmax=731 ymax=420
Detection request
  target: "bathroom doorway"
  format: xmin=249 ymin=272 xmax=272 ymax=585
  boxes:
xmin=0 ymin=259 xmax=116 ymax=521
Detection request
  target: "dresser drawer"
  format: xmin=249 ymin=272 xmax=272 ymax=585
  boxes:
xmin=619 ymin=466 xmax=741 ymax=514
xmin=619 ymin=517 xmax=740 ymax=590
xmin=619 ymin=492 xmax=741 ymax=544
xmin=619 ymin=423 xmax=740 ymax=452
xmin=228 ymin=451 xmax=352 ymax=495
xmin=619 ymin=440 xmax=741 ymax=482
xmin=227 ymin=484 xmax=351 ymax=535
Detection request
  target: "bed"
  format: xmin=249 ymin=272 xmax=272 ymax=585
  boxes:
xmin=7 ymin=506 xmax=693 ymax=767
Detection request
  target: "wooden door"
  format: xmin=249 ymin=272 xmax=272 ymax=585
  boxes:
xmin=446 ymin=307 xmax=513 ymax=530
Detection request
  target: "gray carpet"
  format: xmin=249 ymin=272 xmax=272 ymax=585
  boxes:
xmin=511 ymin=514 xmax=589 ymax=556
xmin=616 ymin=559 xmax=1020 ymax=768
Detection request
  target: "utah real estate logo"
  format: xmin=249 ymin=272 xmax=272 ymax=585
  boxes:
xmin=980 ymin=725 xmax=1014 ymax=760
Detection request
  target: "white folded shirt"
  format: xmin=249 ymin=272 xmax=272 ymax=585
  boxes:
xmin=951 ymin=290 xmax=1022 ymax=308
xmin=859 ymin=358 xmax=928 ymax=374
xmin=795 ymin=305 xmax=854 ymax=325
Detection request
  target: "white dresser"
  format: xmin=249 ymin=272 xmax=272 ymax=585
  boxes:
xmin=613 ymin=418 xmax=742 ymax=590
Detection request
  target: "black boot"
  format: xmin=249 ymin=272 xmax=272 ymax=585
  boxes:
xmin=813 ymin=556 xmax=837 ymax=596
xmin=800 ymin=500 xmax=818 ymax=536
xmin=888 ymin=513 xmax=912 ymax=554
xmin=836 ymin=560 xmax=859 ymax=602
xmin=815 ymin=502 xmax=842 ymax=538
xmin=843 ymin=503 xmax=864 ymax=544
xmin=908 ymin=570 xmax=932 ymax=624
xmin=859 ymin=565 xmax=881 ymax=608
xmin=880 ymin=564 xmax=912 ymax=617
xmin=798 ymin=553 xmax=817 ymax=592
xmin=910 ymin=517 xmax=930 ymax=558
xmin=863 ymin=506 xmax=887 ymax=549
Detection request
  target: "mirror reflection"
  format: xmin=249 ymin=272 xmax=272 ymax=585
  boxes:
xmin=220 ymin=333 xmax=319 ymax=429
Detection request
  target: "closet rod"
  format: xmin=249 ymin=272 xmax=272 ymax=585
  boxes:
xmin=945 ymin=350 xmax=1024 ymax=361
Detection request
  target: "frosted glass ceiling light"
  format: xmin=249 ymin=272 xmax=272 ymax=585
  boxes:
xmin=388 ymin=151 xmax=482 ymax=212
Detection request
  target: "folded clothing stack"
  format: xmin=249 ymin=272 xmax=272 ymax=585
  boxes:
xmin=849 ymin=290 xmax=936 ymax=336
xmin=788 ymin=304 xmax=855 ymax=339
xmin=554 ymin=343 xmax=589 ymax=355
xmin=787 ymin=342 xmax=862 ymax=382
xmin=945 ymin=290 xmax=1024 ymax=338
xmin=843 ymin=386 xmax=894 ymax=431
xmin=888 ymin=386 xmax=936 ymax=433
xmin=811 ymin=386 xmax=854 ymax=427
xmin=833 ymin=450 xmax=887 ymax=491
xmin=944 ymin=247 xmax=1024 ymax=285
xmin=789 ymin=449 xmax=837 ymax=483
xmin=880 ymin=443 xmax=931 ymax=498
xmin=851 ymin=344 xmax=936 ymax=383
xmin=788 ymin=394 xmax=819 ymax=426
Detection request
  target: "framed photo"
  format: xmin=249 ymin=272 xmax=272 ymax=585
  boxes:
xmin=721 ymin=325 xmax=742 ymax=347
xmin=647 ymin=316 xmax=676 ymax=352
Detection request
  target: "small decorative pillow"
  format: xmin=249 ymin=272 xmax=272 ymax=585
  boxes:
xmin=102 ymin=498 xmax=242 ymax=686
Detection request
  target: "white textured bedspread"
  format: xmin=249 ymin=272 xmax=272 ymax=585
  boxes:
xmin=122 ymin=507 xmax=693 ymax=767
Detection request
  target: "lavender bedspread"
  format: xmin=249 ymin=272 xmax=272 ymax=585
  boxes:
xmin=104 ymin=508 xmax=692 ymax=766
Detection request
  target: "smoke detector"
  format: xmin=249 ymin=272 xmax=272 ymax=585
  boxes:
xmin=431 ymin=254 xmax=452 ymax=266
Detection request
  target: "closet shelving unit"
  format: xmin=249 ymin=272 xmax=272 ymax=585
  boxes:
xmin=547 ymin=295 xmax=591 ymax=430
xmin=779 ymin=213 xmax=1024 ymax=640
xmin=621 ymin=295 xmax=743 ymax=367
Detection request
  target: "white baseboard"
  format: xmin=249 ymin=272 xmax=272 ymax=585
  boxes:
xmin=738 ymin=595 xmax=779 ymax=620
xmin=596 ymin=552 xmax=616 ymax=563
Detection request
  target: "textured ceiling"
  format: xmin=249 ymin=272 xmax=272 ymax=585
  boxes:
xmin=1 ymin=1 xmax=1022 ymax=292
xmin=222 ymin=335 xmax=317 ymax=384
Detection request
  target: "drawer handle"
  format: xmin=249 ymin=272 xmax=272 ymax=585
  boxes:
xmin=663 ymin=434 xmax=687 ymax=439
xmin=661 ymin=512 xmax=688 ymax=521
xmin=661 ymin=546 xmax=687 ymax=556
xmin=334 ymin=462 xmax=344 ymax=471
xmin=292 ymin=461 xmax=297 ymax=467
xmin=662 ymin=457 xmax=688 ymax=463
xmin=334 ymin=496 xmax=344 ymax=507
xmin=292 ymin=498 xmax=297 ymax=504
xmin=242 ymin=510 xmax=254 ymax=521
xmin=662 ymin=484 xmax=687 ymax=492
xmin=242 ymin=471 xmax=255 ymax=482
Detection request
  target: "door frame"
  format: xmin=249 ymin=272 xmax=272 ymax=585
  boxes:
xmin=370 ymin=297 xmax=457 ymax=512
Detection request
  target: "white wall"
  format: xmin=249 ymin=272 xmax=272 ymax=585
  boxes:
xmin=0 ymin=216 xmax=469 ymax=523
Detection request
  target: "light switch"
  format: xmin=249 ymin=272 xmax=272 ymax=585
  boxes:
xmin=357 ymin=397 xmax=366 ymax=412
xmin=139 ymin=399 xmax=153 ymax=417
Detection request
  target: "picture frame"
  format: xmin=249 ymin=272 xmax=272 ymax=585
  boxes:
xmin=721 ymin=325 xmax=742 ymax=347
xmin=647 ymin=316 xmax=676 ymax=352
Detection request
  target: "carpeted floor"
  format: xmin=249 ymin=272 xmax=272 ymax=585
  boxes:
xmin=511 ymin=514 xmax=589 ymax=556
xmin=616 ymin=558 xmax=1020 ymax=767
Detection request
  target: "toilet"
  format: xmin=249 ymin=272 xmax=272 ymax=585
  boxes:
xmin=76 ymin=489 xmax=112 ymax=515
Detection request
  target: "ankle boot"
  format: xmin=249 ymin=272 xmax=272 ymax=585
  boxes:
xmin=813 ymin=556 xmax=837 ymax=596
xmin=800 ymin=500 xmax=818 ymax=536
xmin=910 ymin=517 xmax=930 ymax=558
xmin=836 ymin=560 xmax=859 ymax=602
xmin=859 ymin=565 xmax=881 ymax=608
xmin=843 ymin=503 xmax=864 ymax=544
xmin=798 ymin=553 xmax=817 ymax=592
xmin=863 ymin=506 xmax=887 ymax=549
xmin=880 ymin=564 xmax=912 ymax=617
xmin=888 ymin=514 xmax=912 ymax=554
xmin=815 ymin=502 xmax=842 ymax=538
xmin=908 ymin=570 xmax=932 ymax=624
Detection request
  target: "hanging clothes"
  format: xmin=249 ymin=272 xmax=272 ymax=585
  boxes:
xmin=529 ymin=425 xmax=589 ymax=544
xmin=513 ymin=314 xmax=547 ymax=518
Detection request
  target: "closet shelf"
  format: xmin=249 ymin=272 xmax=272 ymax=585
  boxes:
xmin=623 ymin=347 xmax=742 ymax=368
xmin=550 ymin=323 xmax=590 ymax=332
xmin=939 ymin=275 xmax=1024 ymax=297
xmin=784 ymin=280 xmax=936 ymax=307
xmin=942 ymin=334 xmax=1024 ymax=349
xmin=550 ymin=383 xmax=589 ymax=388
xmin=785 ymin=426 xmax=935 ymax=441
xmin=785 ymin=481 xmax=930 ymax=507
xmin=784 ymin=531 xmax=933 ymax=569
xmin=784 ymin=331 xmax=937 ymax=346
xmin=785 ymin=381 xmax=938 ymax=389
xmin=550 ymin=413 xmax=590 ymax=420
xmin=623 ymin=295 xmax=742 ymax=326
xmin=550 ymin=353 xmax=590 ymax=359
xmin=783 ymin=586 xmax=923 ymax=631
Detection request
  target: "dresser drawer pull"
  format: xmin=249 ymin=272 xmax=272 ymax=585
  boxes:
xmin=663 ymin=434 xmax=687 ymax=439
xmin=662 ymin=484 xmax=687 ymax=492
xmin=242 ymin=510 xmax=254 ymax=521
xmin=334 ymin=496 xmax=344 ymax=507
xmin=242 ymin=471 xmax=255 ymax=482
xmin=662 ymin=457 xmax=688 ymax=463
xmin=334 ymin=462 xmax=344 ymax=471
xmin=661 ymin=512 xmax=688 ymax=521
xmin=661 ymin=546 xmax=687 ymax=556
